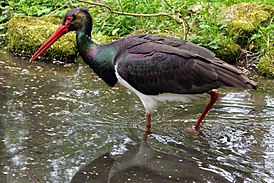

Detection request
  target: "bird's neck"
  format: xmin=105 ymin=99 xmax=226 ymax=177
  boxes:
xmin=76 ymin=27 xmax=117 ymax=87
xmin=76 ymin=29 xmax=94 ymax=55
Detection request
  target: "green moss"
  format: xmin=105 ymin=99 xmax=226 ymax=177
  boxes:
xmin=213 ymin=37 xmax=241 ymax=64
xmin=228 ymin=3 xmax=274 ymax=45
xmin=8 ymin=16 xmax=77 ymax=61
xmin=258 ymin=52 xmax=274 ymax=78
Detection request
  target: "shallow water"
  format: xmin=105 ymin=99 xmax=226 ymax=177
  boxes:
xmin=0 ymin=48 xmax=273 ymax=183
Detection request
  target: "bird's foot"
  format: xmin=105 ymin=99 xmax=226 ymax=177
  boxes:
xmin=185 ymin=126 xmax=201 ymax=138
xmin=143 ymin=131 xmax=151 ymax=141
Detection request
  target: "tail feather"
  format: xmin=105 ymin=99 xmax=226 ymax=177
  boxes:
xmin=211 ymin=59 xmax=257 ymax=90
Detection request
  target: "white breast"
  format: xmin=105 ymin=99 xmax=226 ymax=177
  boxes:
xmin=115 ymin=66 xmax=199 ymax=113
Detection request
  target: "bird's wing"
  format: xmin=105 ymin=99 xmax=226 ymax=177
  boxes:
xmin=115 ymin=34 xmax=255 ymax=95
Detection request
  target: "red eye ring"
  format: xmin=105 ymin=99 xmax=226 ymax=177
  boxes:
xmin=66 ymin=16 xmax=73 ymax=22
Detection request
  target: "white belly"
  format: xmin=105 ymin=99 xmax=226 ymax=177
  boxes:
xmin=115 ymin=66 xmax=199 ymax=113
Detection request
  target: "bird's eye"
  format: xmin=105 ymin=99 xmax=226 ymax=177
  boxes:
xmin=67 ymin=16 xmax=73 ymax=21
xmin=65 ymin=16 xmax=73 ymax=24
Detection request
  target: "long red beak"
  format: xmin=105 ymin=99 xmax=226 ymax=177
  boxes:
xmin=29 ymin=24 xmax=69 ymax=62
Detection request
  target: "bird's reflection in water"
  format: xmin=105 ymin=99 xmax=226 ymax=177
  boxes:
xmin=71 ymin=132 xmax=242 ymax=183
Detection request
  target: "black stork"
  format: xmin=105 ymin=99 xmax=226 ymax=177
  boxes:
xmin=30 ymin=8 xmax=256 ymax=134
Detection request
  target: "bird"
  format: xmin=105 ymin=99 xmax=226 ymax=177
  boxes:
xmin=30 ymin=8 xmax=256 ymax=134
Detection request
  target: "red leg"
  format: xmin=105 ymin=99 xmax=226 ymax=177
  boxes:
xmin=193 ymin=90 xmax=219 ymax=130
xmin=145 ymin=112 xmax=152 ymax=134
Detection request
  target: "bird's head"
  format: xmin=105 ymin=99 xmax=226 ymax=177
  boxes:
xmin=30 ymin=8 xmax=91 ymax=62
